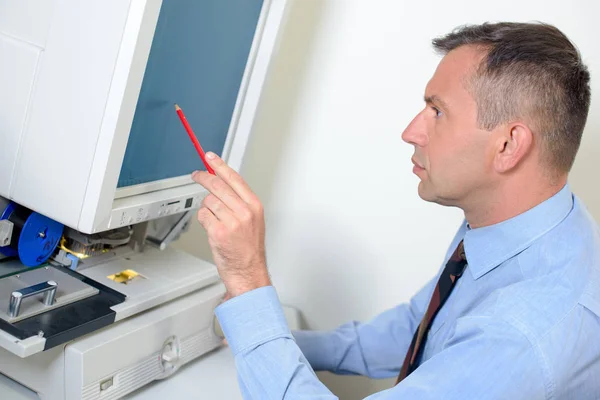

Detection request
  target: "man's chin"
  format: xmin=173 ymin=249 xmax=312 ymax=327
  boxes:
xmin=417 ymin=182 xmax=442 ymax=204
xmin=417 ymin=183 xmax=458 ymax=207
xmin=417 ymin=182 xmax=434 ymax=202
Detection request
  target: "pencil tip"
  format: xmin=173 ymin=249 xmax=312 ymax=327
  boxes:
xmin=174 ymin=103 xmax=181 ymax=110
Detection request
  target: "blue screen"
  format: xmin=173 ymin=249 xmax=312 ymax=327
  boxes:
xmin=117 ymin=0 xmax=264 ymax=188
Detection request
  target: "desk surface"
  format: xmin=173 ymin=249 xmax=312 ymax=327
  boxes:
xmin=0 ymin=346 xmax=242 ymax=400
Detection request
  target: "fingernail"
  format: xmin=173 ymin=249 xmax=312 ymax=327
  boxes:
xmin=191 ymin=171 xmax=199 ymax=178
xmin=206 ymin=152 xmax=216 ymax=160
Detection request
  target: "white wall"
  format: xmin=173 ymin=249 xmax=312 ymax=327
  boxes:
xmin=174 ymin=0 xmax=600 ymax=398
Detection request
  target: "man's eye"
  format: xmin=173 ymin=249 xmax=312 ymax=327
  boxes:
xmin=432 ymin=106 xmax=442 ymax=118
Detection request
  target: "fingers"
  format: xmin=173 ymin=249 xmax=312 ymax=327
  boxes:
xmin=204 ymin=152 xmax=260 ymax=207
xmin=202 ymin=193 xmax=238 ymax=227
xmin=192 ymin=171 xmax=249 ymax=217
xmin=196 ymin=207 xmax=219 ymax=232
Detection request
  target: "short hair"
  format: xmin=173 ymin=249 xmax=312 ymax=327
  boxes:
xmin=432 ymin=22 xmax=591 ymax=173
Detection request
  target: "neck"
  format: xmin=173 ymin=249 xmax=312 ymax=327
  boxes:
xmin=463 ymin=174 xmax=567 ymax=229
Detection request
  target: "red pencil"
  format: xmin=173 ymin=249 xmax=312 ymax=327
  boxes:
xmin=174 ymin=103 xmax=216 ymax=175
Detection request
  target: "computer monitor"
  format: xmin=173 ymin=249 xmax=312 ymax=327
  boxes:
xmin=0 ymin=0 xmax=287 ymax=234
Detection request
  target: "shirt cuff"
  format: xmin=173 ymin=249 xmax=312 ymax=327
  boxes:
xmin=292 ymin=330 xmax=338 ymax=371
xmin=215 ymin=286 xmax=291 ymax=356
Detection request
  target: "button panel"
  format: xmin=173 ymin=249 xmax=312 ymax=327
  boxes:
xmin=109 ymin=195 xmax=202 ymax=229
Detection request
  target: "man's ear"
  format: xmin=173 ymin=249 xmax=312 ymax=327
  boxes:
xmin=493 ymin=123 xmax=534 ymax=173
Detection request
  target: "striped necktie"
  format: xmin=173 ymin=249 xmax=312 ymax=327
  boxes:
xmin=395 ymin=240 xmax=468 ymax=384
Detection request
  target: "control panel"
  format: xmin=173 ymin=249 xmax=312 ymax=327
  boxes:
xmin=109 ymin=194 xmax=202 ymax=230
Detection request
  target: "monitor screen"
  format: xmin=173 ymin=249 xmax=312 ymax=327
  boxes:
xmin=117 ymin=0 xmax=264 ymax=188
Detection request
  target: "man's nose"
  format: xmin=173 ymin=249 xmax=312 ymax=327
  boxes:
xmin=401 ymin=111 xmax=428 ymax=147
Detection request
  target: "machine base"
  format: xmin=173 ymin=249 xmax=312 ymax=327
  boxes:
xmin=0 ymin=282 xmax=225 ymax=400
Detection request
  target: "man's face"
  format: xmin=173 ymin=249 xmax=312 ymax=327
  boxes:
xmin=402 ymin=46 xmax=497 ymax=207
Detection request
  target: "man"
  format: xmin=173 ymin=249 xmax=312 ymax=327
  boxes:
xmin=191 ymin=21 xmax=599 ymax=399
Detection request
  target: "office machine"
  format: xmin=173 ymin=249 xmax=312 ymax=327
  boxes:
xmin=0 ymin=0 xmax=289 ymax=398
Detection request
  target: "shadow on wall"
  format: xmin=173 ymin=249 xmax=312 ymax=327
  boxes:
xmin=240 ymin=0 xmax=324 ymax=206
xmin=281 ymin=211 xmax=399 ymax=399
xmin=318 ymin=373 xmax=396 ymax=400
xmin=569 ymin=115 xmax=600 ymax=220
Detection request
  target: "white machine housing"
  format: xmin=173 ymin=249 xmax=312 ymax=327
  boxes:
xmin=0 ymin=281 xmax=226 ymax=400
xmin=0 ymin=0 xmax=290 ymax=398
xmin=0 ymin=0 xmax=285 ymax=234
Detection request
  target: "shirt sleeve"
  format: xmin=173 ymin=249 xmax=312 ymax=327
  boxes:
xmin=292 ymin=276 xmax=437 ymax=378
xmin=217 ymin=286 xmax=548 ymax=400
xmin=215 ymin=286 xmax=338 ymax=399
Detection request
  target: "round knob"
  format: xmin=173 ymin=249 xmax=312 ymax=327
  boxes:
xmin=161 ymin=343 xmax=179 ymax=363
xmin=159 ymin=336 xmax=181 ymax=378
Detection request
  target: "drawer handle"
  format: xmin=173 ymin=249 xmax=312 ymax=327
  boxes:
xmin=9 ymin=280 xmax=58 ymax=318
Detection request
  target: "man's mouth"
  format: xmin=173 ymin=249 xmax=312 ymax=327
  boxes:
xmin=411 ymin=158 xmax=424 ymax=168
xmin=411 ymin=157 xmax=425 ymax=174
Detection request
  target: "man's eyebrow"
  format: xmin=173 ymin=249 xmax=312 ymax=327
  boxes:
xmin=424 ymin=95 xmax=450 ymax=111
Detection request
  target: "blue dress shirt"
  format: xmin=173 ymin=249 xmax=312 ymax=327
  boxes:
xmin=215 ymin=184 xmax=600 ymax=399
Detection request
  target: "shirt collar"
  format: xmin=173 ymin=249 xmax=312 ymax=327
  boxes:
xmin=463 ymin=184 xmax=574 ymax=280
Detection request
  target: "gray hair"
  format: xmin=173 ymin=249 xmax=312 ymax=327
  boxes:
xmin=433 ymin=22 xmax=591 ymax=173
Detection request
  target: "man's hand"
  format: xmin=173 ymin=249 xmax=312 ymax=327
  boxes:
xmin=191 ymin=152 xmax=271 ymax=298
